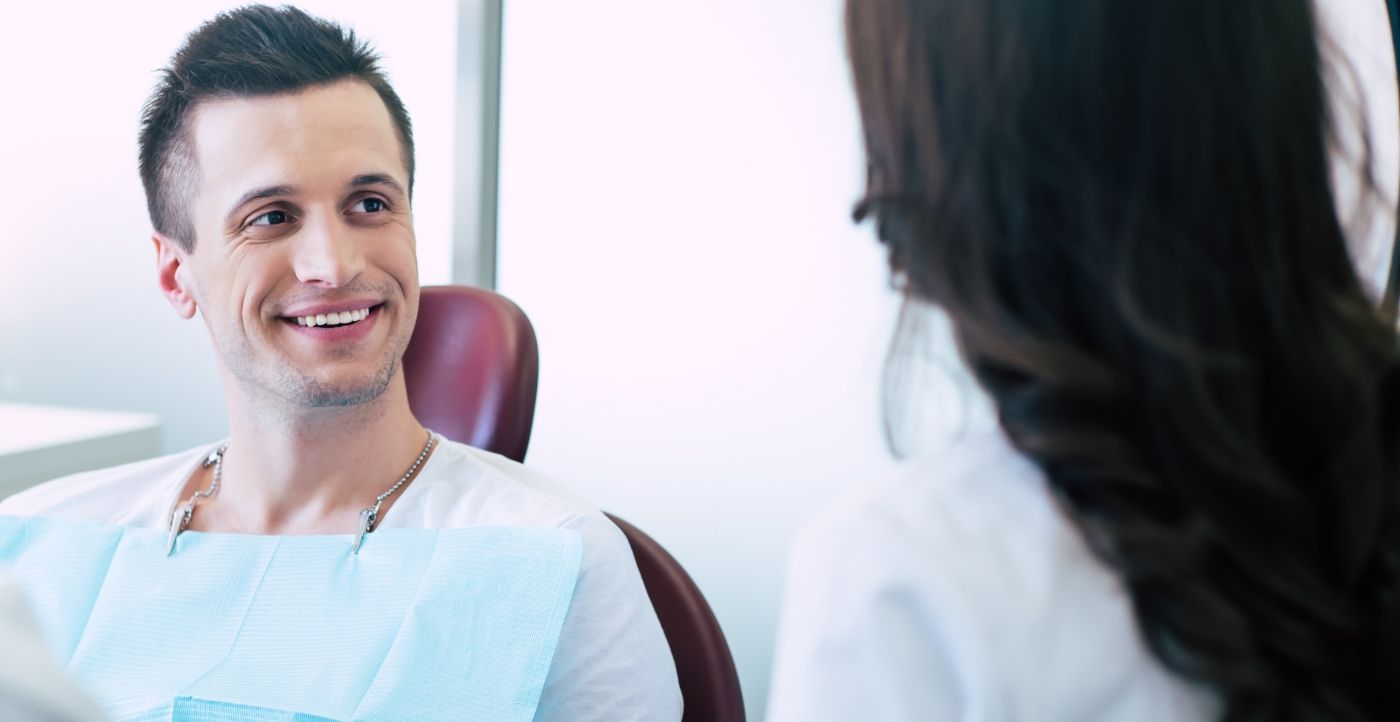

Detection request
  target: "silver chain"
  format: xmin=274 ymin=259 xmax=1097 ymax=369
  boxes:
xmin=166 ymin=429 xmax=436 ymax=556
xmin=356 ymin=430 xmax=437 ymax=553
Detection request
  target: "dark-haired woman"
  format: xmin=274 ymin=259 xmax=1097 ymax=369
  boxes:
xmin=768 ymin=0 xmax=1400 ymax=719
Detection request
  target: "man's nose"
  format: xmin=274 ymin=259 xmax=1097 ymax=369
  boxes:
xmin=291 ymin=210 xmax=365 ymax=288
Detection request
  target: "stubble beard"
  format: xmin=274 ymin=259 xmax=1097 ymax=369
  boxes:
xmin=279 ymin=347 xmax=400 ymax=408
xmin=221 ymin=317 xmax=413 ymax=412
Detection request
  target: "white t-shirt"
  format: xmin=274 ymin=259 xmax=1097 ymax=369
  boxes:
xmin=0 ymin=435 xmax=683 ymax=722
xmin=766 ymin=431 xmax=1218 ymax=722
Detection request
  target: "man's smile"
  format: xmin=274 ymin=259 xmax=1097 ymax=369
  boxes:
xmin=279 ymin=302 xmax=385 ymax=341
xmin=295 ymin=307 xmax=369 ymax=327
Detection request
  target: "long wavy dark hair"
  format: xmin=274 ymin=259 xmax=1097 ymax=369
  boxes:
xmin=846 ymin=0 xmax=1400 ymax=718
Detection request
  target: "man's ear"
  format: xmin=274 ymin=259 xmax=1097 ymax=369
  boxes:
xmin=153 ymin=233 xmax=197 ymax=319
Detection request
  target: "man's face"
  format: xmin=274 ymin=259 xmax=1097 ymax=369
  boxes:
xmin=164 ymin=79 xmax=418 ymax=410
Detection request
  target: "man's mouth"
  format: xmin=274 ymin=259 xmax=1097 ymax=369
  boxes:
xmin=287 ymin=304 xmax=382 ymax=328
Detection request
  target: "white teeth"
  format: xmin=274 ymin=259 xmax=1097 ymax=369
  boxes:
xmin=294 ymin=308 xmax=372 ymax=327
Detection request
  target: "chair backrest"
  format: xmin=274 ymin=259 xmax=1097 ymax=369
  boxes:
xmin=606 ymin=513 xmax=747 ymax=722
xmin=403 ymin=285 xmax=746 ymax=721
xmin=403 ymin=285 xmax=539 ymax=462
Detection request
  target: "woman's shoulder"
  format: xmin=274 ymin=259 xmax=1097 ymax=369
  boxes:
xmin=775 ymin=430 xmax=1212 ymax=721
xmin=796 ymin=431 xmax=1074 ymax=586
xmin=793 ymin=430 xmax=1103 ymax=636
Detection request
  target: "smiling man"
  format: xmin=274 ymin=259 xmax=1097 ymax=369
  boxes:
xmin=0 ymin=6 xmax=680 ymax=721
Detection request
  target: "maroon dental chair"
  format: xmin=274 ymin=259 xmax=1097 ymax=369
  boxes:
xmin=402 ymin=285 xmax=746 ymax=722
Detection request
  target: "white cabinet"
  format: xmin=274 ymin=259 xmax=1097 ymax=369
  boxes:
xmin=0 ymin=404 xmax=161 ymax=500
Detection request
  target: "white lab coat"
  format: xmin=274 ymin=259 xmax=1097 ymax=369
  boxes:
xmin=766 ymin=431 xmax=1217 ymax=721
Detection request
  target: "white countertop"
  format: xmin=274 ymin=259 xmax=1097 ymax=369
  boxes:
xmin=0 ymin=403 xmax=162 ymax=499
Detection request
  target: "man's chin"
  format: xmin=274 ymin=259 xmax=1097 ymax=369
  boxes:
xmin=280 ymin=360 xmax=399 ymax=409
xmin=228 ymin=342 xmax=406 ymax=413
xmin=298 ymin=382 xmax=391 ymax=408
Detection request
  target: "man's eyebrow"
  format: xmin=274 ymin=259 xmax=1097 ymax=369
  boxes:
xmin=225 ymin=184 xmax=296 ymax=222
xmin=349 ymin=173 xmax=407 ymax=196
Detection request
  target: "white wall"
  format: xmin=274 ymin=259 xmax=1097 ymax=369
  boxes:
xmin=496 ymin=1 xmax=905 ymax=716
xmin=0 ymin=1 xmax=459 ymax=452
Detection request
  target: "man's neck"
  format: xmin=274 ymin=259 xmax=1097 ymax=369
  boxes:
xmin=197 ymin=371 xmax=431 ymax=535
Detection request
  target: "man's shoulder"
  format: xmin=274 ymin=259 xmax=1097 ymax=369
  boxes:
xmin=0 ymin=445 xmax=212 ymax=527
xmin=423 ymin=441 xmax=682 ymax=721
xmin=394 ymin=438 xmax=625 ymax=550
xmin=440 ymin=440 xmax=600 ymax=513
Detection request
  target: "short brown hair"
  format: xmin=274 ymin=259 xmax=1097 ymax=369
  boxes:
xmin=137 ymin=4 xmax=415 ymax=250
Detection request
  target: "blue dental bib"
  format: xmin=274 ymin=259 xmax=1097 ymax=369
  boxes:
xmin=0 ymin=515 xmax=582 ymax=722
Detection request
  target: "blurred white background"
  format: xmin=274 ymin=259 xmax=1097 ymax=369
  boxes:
xmin=0 ymin=1 xmax=1395 ymax=720
xmin=496 ymin=1 xmax=901 ymax=715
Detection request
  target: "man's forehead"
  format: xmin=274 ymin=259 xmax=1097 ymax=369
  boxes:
xmin=189 ymin=79 xmax=408 ymax=199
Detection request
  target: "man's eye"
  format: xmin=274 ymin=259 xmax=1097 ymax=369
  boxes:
xmin=250 ymin=210 xmax=289 ymax=226
xmin=351 ymin=198 xmax=387 ymax=214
